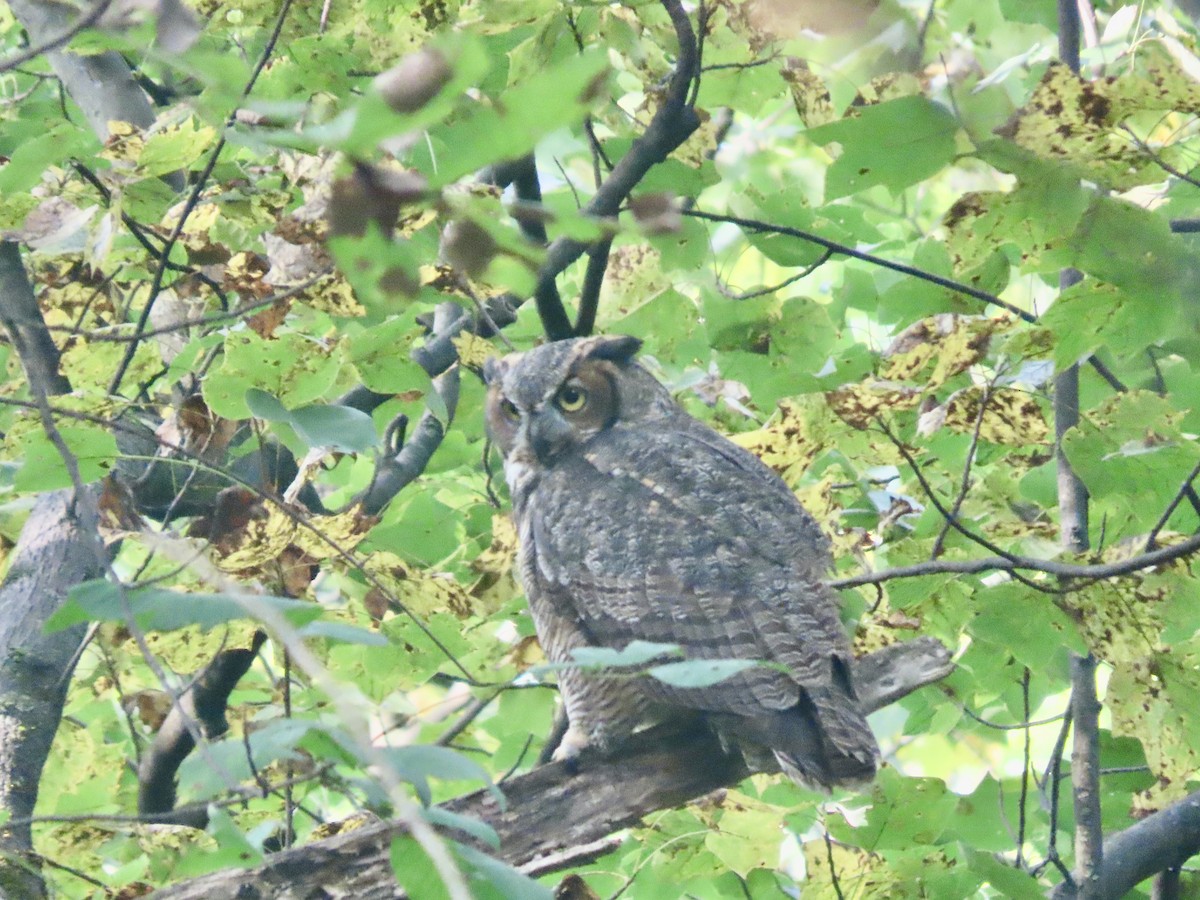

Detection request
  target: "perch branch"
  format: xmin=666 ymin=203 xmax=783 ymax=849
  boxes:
xmin=147 ymin=638 xmax=953 ymax=899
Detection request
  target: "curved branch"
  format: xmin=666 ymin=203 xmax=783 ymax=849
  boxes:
xmin=572 ymin=236 xmax=612 ymax=337
xmin=359 ymin=303 xmax=463 ymax=515
xmin=532 ymin=0 xmax=701 ymax=339
xmin=1052 ymin=790 xmax=1200 ymax=898
xmin=138 ymin=632 xmax=267 ymax=827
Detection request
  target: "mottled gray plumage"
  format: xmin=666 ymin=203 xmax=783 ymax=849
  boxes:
xmin=484 ymin=335 xmax=878 ymax=789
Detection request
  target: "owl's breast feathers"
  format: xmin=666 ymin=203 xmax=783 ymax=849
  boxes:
xmin=521 ymin=414 xmax=879 ymax=788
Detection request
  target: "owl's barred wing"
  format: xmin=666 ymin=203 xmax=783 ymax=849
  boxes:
xmin=529 ymin=421 xmax=877 ymax=781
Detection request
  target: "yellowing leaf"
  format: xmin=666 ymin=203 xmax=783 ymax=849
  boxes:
xmin=704 ymin=791 xmax=782 ymax=876
xmin=1107 ymin=654 xmax=1200 ymax=804
xmin=218 ymin=506 xmax=370 ymax=575
xmin=881 ymin=314 xmax=1009 ymax=388
xmin=936 ymin=386 xmax=1049 ymax=446
xmin=824 ymin=381 xmax=922 ymax=430
xmin=731 ymin=397 xmax=826 ymax=484
xmin=453 ymin=333 xmax=494 ymax=370
xmin=138 ymin=119 xmax=217 ymax=177
xmin=782 ymin=59 xmax=835 ymax=127
xmin=469 ymin=514 xmax=519 ymax=614
xmin=363 ymin=551 xmax=476 ymax=619
xmin=802 ymin=838 xmax=893 ymax=898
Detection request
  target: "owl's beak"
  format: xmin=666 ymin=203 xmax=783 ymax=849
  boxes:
xmin=522 ymin=409 xmax=571 ymax=463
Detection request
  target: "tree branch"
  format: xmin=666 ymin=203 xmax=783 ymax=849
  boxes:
xmin=359 ymin=302 xmax=463 ymax=515
xmin=0 ymin=0 xmax=112 ymax=74
xmin=686 ymin=208 xmax=1038 ymax=323
xmin=0 ymin=242 xmax=71 ymax=397
xmin=531 ymin=0 xmax=700 ymax=340
xmin=147 ymin=638 xmax=953 ymax=899
xmin=1052 ymin=790 xmax=1200 ymax=898
xmin=572 ymin=236 xmax=612 ymax=337
xmin=828 ymin=531 xmax=1200 ymax=588
xmin=138 ymin=632 xmax=267 ymax=827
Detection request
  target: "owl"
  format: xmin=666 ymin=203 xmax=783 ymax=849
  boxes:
xmin=484 ymin=335 xmax=878 ymax=789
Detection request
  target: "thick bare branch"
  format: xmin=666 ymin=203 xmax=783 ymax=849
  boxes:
xmin=0 ymin=242 xmax=70 ymax=397
xmin=146 ymin=638 xmax=952 ymax=899
xmin=359 ymin=302 xmax=463 ymax=515
xmin=138 ymin=633 xmax=267 ymax=827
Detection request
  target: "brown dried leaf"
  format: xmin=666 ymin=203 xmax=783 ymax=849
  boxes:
xmin=629 ymin=193 xmax=682 ymax=234
xmin=374 ymin=47 xmax=453 ymax=114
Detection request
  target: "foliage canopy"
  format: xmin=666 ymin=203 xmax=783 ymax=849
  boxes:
xmin=2 ymin=0 xmax=1200 ymax=897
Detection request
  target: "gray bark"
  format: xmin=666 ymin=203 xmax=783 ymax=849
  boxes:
xmin=0 ymin=488 xmax=103 ymax=898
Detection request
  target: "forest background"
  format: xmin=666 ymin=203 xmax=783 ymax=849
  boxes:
xmin=2 ymin=0 xmax=1200 ymax=897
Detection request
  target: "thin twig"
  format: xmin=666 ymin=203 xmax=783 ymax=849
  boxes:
xmin=714 ymin=249 xmax=833 ymax=301
xmin=1016 ymin=667 xmax=1032 ymax=868
xmin=930 ymin=385 xmax=991 ymax=559
xmin=829 ymin=531 xmax=1200 ymax=589
xmin=1145 ymin=458 xmax=1200 ymax=551
xmin=1038 ymin=707 xmax=1075 ymax=884
xmin=686 ymin=208 xmax=1038 ymax=323
xmin=109 ymin=0 xmax=295 ymax=394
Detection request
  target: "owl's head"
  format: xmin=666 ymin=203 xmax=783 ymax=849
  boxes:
xmin=484 ymin=335 xmax=667 ymax=465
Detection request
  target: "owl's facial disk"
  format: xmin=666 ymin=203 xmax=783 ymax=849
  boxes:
xmin=486 ymin=362 xmax=620 ymax=466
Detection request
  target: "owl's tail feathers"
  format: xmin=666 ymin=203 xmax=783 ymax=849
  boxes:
xmin=751 ymin=687 xmax=877 ymax=792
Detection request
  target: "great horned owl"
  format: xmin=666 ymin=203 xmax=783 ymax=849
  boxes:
xmin=484 ymin=335 xmax=878 ymax=789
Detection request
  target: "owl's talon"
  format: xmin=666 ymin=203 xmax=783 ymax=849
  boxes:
xmin=551 ymin=726 xmax=590 ymax=770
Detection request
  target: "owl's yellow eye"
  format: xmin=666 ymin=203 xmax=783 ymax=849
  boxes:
xmin=500 ymin=398 xmax=519 ymax=420
xmin=556 ymin=383 xmax=588 ymax=413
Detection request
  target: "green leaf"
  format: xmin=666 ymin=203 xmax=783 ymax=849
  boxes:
xmin=288 ymin=404 xmax=377 ymax=452
xmin=392 ymin=836 xmax=451 ymax=900
xmin=454 ymin=842 xmax=554 ymax=900
xmin=46 ymin=580 xmax=321 ymax=633
xmin=426 ymin=807 xmax=500 ymax=850
xmin=806 ymin=96 xmax=959 ymax=199
xmin=828 ymin=768 xmax=956 ymax=850
xmin=13 ymin=425 xmax=119 ymax=491
xmin=648 ymin=658 xmax=761 ymax=688
xmin=1040 ymin=281 xmax=1177 ymax=367
xmin=204 ymin=332 xmax=344 ymax=419
xmin=178 ymin=719 xmax=321 ymax=801
xmin=425 ymin=49 xmax=609 ymax=186
xmin=568 ymin=641 xmax=682 ymax=668
xmin=380 ymin=745 xmax=502 ymax=808
xmin=298 ymin=620 xmax=389 ymax=646
xmin=962 ymin=846 xmax=1043 ymax=898
xmin=244 ymin=388 xmax=289 ymax=420
xmin=1069 ymin=195 xmax=1193 ymax=297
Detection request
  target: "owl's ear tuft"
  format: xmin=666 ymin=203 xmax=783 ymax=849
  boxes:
xmin=586 ymin=335 xmax=642 ymax=363
xmin=482 ymin=356 xmax=505 ymax=385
